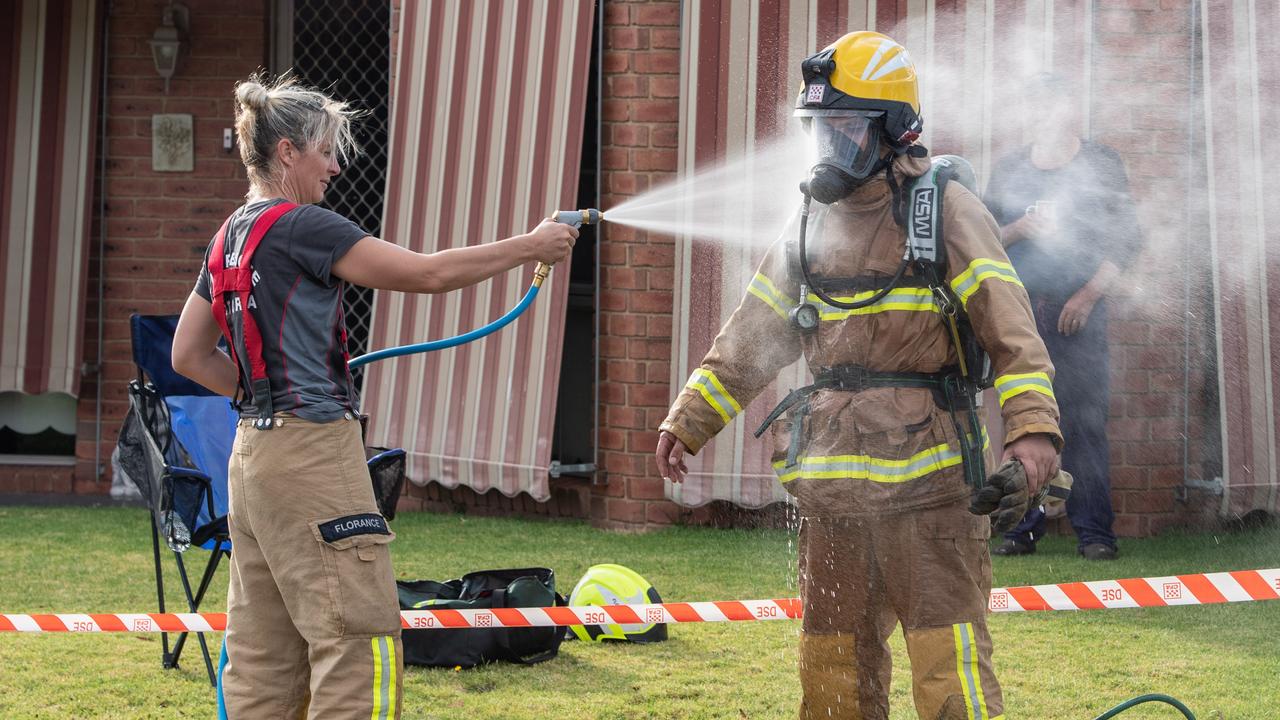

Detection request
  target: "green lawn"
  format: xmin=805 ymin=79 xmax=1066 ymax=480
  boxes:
xmin=0 ymin=506 xmax=1277 ymax=719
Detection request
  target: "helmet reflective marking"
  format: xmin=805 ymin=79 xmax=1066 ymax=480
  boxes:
xmin=860 ymin=38 xmax=902 ymax=80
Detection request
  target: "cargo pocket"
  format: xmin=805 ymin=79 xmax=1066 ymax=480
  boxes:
xmin=311 ymin=514 xmax=401 ymax=637
xmin=908 ymin=510 xmax=992 ymax=628
xmin=841 ymin=387 xmax=941 ymax=482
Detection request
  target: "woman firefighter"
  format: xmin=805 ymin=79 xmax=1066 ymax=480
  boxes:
xmin=172 ymin=75 xmax=576 ymax=718
xmin=656 ymin=32 xmax=1062 ymax=720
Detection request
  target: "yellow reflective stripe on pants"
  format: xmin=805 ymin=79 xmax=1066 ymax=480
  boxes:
xmin=953 ymin=623 xmax=991 ymax=720
xmin=747 ymin=272 xmax=794 ymax=319
xmin=994 ymin=371 xmax=1055 ymax=406
xmin=371 ymin=636 xmax=396 ymax=720
xmin=808 ymin=287 xmax=939 ymax=320
xmin=687 ymin=369 xmax=742 ymax=423
xmin=950 ymin=259 xmax=1022 ymax=309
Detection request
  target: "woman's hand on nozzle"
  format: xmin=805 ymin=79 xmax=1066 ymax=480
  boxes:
xmin=525 ymin=218 xmax=578 ymax=265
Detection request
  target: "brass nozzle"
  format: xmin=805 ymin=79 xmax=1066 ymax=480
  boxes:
xmin=554 ymin=208 xmax=603 ymax=228
xmin=533 ymin=262 xmax=552 ymax=288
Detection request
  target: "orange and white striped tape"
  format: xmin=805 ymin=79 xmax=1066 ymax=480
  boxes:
xmin=3 ymin=568 xmax=1277 ymax=633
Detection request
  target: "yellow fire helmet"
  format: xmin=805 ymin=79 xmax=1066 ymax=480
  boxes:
xmin=795 ymin=31 xmax=923 ymax=149
xmin=567 ymin=564 xmax=668 ymax=643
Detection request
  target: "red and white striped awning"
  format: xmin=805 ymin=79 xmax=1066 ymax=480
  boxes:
xmin=362 ymin=0 xmax=595 ymax=501
xmin=670 ymin=1 xmax=1093 ymax=508
xmin=0 ymin=0 xmax=100 ymax=396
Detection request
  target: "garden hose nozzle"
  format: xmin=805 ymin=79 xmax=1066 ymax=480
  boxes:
xmin=555 ymin=208 xmax=604 ymax=228
xmin=535 ymin=209 xmax=604 ymax=287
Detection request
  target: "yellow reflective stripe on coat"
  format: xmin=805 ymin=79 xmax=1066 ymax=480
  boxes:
xmin=747 ymin=272 xmax=794 ymax=319
xmin=994 ymin=371 xmax=1055 ymax=406
xmin=371 ymin=635 xmax=396 ymax=719
xmin=774 ymin=430 xmax=989 ymax=484
xmin=950 ymin=259 xmax=1022 ymax=309
xmin=686 ymin=369 xmax=742 ymax=423
xmin=953 ymin=622 xmax=992 ymax=720
xmin=808 ymin=287 xmax=938 ymax=320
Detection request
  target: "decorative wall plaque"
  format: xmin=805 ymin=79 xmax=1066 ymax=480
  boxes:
xmin=152 ymin=113 xmax=193 ymax=172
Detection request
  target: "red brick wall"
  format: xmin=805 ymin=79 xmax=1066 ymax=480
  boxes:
xmin=1087 ymin=2 xmax=1217 ymax=536
xmin=68 ymin=0 xmax=264 ymax=494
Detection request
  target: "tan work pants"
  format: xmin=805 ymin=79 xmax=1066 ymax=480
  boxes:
xmin=223 ymin=414 xmax=403 ymax=719
xmin=799 ymin=498 xmax=1002 ymax=720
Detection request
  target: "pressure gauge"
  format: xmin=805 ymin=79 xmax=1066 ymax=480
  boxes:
xmin=789 ymin=285 xmax=820 ymax=332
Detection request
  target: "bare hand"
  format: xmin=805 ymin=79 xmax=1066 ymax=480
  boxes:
xmin=1000 ymin=435 xmax=1059 ymax=497
xmin=1004 ymin=212 xmax=1056 ymax=245
xmin=1058 ymin=287 xmax=1099 ymax=336
xmin=526 ymin=218 xmax=578 ymax=265
xmin=655 ymin=431 xmax=689 ymax=484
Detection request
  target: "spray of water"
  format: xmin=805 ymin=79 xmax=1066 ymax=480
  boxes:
xmin=603 ymin=132 xmax=813 ymax=249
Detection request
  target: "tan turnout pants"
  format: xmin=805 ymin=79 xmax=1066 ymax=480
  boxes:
xmin=799 ymin=498 xmax=1003 ymax=720
xmin=223 ymin=414 xmax=403 ymax=719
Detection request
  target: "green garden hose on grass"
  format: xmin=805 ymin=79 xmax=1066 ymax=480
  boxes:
xmin=1094 ymin=693 xmax=1196 ymax=720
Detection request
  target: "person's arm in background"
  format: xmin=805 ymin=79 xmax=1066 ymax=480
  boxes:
xmin=1057 ymin=146 xmax=1142 ymax=336
xmin=983 ymin=151 xmax=1055 ymax=249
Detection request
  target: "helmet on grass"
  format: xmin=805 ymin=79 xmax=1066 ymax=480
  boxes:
xmin=568 ymin=564 xmax=668 ymax=643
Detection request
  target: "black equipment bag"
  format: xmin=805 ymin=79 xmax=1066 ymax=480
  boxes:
xmin=397 ymin=567 xmax=565 ymax=668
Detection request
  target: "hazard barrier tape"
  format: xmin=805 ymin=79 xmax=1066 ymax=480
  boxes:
xmin=3 ymin=568 xmax=1278 ymax=633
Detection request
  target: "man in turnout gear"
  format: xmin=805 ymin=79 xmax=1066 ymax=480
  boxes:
xmin=656 ymin=32 xmax=1062 ymax=720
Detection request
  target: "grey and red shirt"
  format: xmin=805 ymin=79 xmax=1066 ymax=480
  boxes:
xmin=194 ymin=199 xmax=366 ymax=422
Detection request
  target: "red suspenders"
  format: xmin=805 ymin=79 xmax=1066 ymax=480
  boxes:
xmin=208 ymin=201 xmax=298 ymax=429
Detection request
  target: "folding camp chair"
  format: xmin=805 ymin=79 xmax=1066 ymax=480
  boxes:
xmin=116 ymin=314 xmax=407 ymax=686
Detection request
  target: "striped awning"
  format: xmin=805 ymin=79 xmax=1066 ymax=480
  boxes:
xmin=0 ymin=0 xmax=100 ymax=396
xmin=361 ymin=1 xmax=595 ymax=501
xmin=1202 ymin=1 xmax=1280 ymax=516
xmin=670 ymin=0 xmax=1093 ymax=508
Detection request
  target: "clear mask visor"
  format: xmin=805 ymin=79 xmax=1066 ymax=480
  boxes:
xmin=808 ymin=113 xmax=885 ymax=180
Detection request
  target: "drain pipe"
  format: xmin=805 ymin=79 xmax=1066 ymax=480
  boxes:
xmin=93 ymin=1 xmax=112 ymax=482
xmin=1181 ymin=0 xmax=1197 ymax=492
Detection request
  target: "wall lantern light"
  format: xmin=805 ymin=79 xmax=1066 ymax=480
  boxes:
xmin=150 ymin=2 xmax=189 ymax=94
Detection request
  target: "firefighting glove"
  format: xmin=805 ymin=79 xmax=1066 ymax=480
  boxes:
xmin=968 ymin=459 xmax=1029 ymax=533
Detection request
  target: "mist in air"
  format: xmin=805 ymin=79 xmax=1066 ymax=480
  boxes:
xmin=603 ymin=132 xmax=814 ymax=251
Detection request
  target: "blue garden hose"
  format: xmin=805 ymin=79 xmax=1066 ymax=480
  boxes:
xmin=347 ymin=209 xmax=601 ymax=369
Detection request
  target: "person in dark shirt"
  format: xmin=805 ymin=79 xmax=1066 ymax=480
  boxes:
xmin=171 ymin=75 xmax=576 ymax=718
xmin=982 ymin=73 xmax=1142 ymax=561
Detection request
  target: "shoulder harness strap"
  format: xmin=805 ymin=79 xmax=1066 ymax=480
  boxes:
xmin=208 ymin=201 xmax=299 ymax=429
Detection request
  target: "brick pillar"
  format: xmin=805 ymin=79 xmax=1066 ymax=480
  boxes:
xmin=593 ymin=0 xmax=690 ymax=529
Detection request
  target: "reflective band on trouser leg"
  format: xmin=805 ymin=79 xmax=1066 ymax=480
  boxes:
xmin=949 ymin=258 xmax=1022 ymax=309
xmin=371 ymin=635 xmax=397 ymax=720
xmin=685 ymin=369 xmax=742 ymax=423
xmin=993 ymin=372 xmax=1055 ymax=407
xmin=747 ymin=272 xmax=795 ymax=319
xmin=953 ymin=623 xmax=992 ymax=720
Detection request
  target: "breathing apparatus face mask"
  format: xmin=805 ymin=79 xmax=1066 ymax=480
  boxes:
xmin=802 ymin=112 xmax=887 ymax=204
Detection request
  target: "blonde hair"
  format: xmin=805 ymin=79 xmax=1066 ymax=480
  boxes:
xmin=233 ymin=73 xmax=360 ymax=193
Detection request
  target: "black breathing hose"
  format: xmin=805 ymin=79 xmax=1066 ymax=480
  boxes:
xmin=796 ymin=189 xmax=912 ymax=310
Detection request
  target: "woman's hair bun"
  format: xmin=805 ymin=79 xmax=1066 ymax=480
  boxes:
xmin=236 ymin=81 xmax=270 ymax=110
